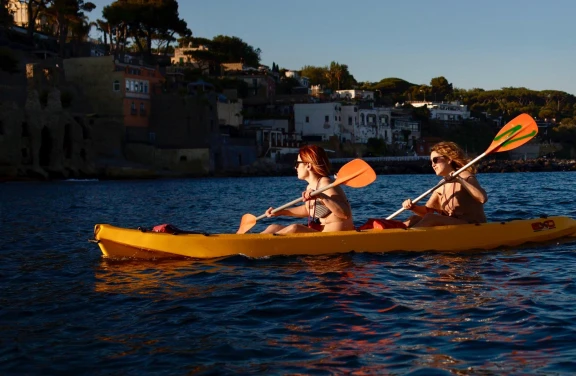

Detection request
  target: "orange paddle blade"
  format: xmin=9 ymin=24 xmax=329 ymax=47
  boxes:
xmin=335 ymin=158 xmax=377 ymax=188
xmin=487 ymin=113 xmax=538 ymax=154
xmin=236 ymin=214 xmax=257 ymax=234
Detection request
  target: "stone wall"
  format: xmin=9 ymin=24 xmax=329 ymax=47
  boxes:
xmin=0 ymin=87 xmax=96 ymax=179
xmin=124 ymin=143 xmax=210 ymax=174
xmin=63 ymin=56 xmax=124 ymax=116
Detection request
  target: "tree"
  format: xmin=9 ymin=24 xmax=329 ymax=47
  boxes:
xmin=103 ymin=0 xmax=191 ymax=58
xmin=211 ymin=35 xmax=260 ymax=67
xmin=429 ymin=76 xmax=453 ymax=102
xmin=44 ymin=0 xmax=96 ymax=57
xmin=300 ymin=65 xmax=329 ymax=87
xmin=0 ymin=0 xmax=12 ymax=26
xmin=182 ymin=35 xmax=261 ymax=74
xmin=94 ymin=18 xmax=109 ymax=49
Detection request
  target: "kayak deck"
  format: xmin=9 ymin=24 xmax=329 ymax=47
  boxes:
xmin=93 ymin=216 xmax=576 ymax=260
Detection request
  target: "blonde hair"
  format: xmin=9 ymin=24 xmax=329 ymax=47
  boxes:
xmin=431 ymin=141 xmax=476 ymax=174
xmin=299 ymin=145 xmax=332 ymax=177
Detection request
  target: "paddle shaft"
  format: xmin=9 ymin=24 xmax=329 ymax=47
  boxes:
xmin=386 ymin=150 xmax=490 ymax=220
xmin=254 ymin=180 xmax=340 ymax=221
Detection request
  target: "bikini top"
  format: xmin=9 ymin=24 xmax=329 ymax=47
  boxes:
xmin=313 ymin=202 xmax=332 ymax=218
xmin=309 ymin=178 xmax=332 ymax=219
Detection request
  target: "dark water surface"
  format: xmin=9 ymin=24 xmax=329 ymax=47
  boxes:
xmin=2 ymin=172 xmax=576 ymax=375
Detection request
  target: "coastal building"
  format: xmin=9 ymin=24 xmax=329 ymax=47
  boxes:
xmin=8 ymin=0 xmax=49 ymax=28
xmin=217 ymin=95 xmax=243 ymax=128
xmin=410 ymin=101 xmax=470 ymax=124
xmin=356 ymin=107 xmax=391 ymax=144
xmin=391 ymin=118 xmax=421 ymax=149
xmin=171 ymin=44 xmax=210 ymax=73
xmin=340 ymin=105 xmax=358 ymax=143
xmin=294 ymin=102 xmax=342 ymax=141
xmin=63 ymin=55 xmax=164 ymax=142
xmin=285 ymin=70 xmax=310 ymax=88
xmin=335 ymin=89 xmax=375 ymax=101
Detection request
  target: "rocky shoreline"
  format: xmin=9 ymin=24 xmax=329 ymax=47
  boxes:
xmin=1 ymin=158 xmax=575 ymax=182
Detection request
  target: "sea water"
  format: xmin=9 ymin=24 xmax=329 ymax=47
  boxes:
xmin=1 ymin=172 xmax=576 ymax=374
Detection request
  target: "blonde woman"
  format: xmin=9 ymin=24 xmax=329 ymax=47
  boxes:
xmin=261 ymin=145 xmax=354 ymax=234
xmin=402 ymin=141 xmax=488 ymax=227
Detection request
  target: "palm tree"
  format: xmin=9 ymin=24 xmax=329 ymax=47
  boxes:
xmin=95 ymin=18 xmax=109 ymax=50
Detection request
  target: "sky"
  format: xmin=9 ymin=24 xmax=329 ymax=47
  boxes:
xmin=86 ymin=0 xmax=576 ymax=96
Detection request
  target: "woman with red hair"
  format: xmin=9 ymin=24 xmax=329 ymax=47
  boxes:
xmin=261 ymin=145 xmax=354 ymax=234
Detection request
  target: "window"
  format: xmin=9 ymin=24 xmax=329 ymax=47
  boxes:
xmin=130 ymin=102 xmax=136 ymax=115
xmin=144 ymin=83 xmax=148 ymax=94
xmin=305 ymin=116 xmax=309 ymax=123
xmin=113 ymin=80 xmax=120 ymax=91
xmin=334 ymin=116 xmax=337 ymax=121
xmin=348 ymin=117 xmax=352 ymax=126
xmin=179 ymin=57 xmax=184 ymax=64
xmin=125 ymin=79 xmax=130 ymax=91
xmin=139 ymin=82 xmax=144 ymax=92
xmin=130 ymin=81 xmax=135 ymax=92
xmin=325 ymin=115 xmax=329 ymax=122
xmin=139 ymin=102 xmax=146 ymax=116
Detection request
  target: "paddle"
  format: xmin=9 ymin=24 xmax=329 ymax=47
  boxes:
xmin=236 ymin=158 xmax=377 ymax=234
xmin=386 ymin=113 xmax=539 ymax=220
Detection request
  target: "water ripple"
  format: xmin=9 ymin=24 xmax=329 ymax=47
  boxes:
xmin=2 ymin=172 xmax=576 ymax=374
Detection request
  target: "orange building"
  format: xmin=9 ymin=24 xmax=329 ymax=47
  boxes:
xmin=64 ymin=55 xmax=164 ymax=142
xmin=120 ymin=62 xmax=164 ymax=128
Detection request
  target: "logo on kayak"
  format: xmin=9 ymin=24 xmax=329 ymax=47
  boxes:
xmin=531 ymin=220 xmax=556 ymax=232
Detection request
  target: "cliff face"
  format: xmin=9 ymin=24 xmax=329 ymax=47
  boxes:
xmin=0 ymin=87 xmax=96 ymax=180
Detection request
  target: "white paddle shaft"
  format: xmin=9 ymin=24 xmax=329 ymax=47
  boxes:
xmin=254 ymin=180 xmax=339 ymax=221
xmin=386 ymin=151 xmax=488 ymax=220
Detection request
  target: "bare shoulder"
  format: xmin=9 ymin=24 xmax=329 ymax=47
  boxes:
xmin=459 ymin=171 xmax=478 ymax=181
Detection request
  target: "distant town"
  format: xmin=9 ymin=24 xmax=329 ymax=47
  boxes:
xmin=1 ymin=0 xmax=575 ymax=180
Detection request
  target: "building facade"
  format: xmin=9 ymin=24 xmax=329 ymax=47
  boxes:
xmin=294 ymin=103 xmax=343 ymax=141
xmin=63 ymin=55 xmax=164 ymax=142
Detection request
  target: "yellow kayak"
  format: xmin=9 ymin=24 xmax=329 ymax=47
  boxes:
xmin=93 ymin=216 xmax=576 ymax=260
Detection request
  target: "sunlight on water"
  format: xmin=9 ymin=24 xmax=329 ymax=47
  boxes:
xmin=1 ymin=171 xmax=576 ymax=374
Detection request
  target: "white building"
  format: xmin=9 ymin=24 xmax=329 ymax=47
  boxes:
xmin=430 ymin=102 xmax=471 ymax=122
xmin=217 ymin=97 xmax=243 ymax=127
xmin=352 ymin=107 xmax=392 ymax=144
xmin=341 ymin=105 xmax=358 ymax=143
xmin=391 ymin=118 xmax=421 ymax=148
xmin=410 ymin=101 xmax=470 ymax=122
xmin=285 ymin=70 xmax=310 ymax=88
xmin=335 ymin=90 xmax=374 ymax=101
xmin=294 ymin=103 xmax=343 ymax=141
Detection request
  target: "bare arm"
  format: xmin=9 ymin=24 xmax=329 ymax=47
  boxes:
xmin=453 ymin=174 xmax=488 ymax=204
xmin=402 ymin=189 xmax=441 ymax=216
xmin=265 ymin=204 xmax=308 ymax=218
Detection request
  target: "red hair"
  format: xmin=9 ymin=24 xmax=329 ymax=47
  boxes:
xmin=299 ymin=145 xmax=331 ymax=177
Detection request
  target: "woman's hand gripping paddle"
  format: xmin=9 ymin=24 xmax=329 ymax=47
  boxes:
xmin=236 ymin=159 xmax=377 ymax=234
xmin=386 ymin=113 xmax=539 ymax=220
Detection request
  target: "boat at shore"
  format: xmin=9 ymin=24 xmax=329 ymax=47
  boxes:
xmin=93 ymin=216 xmax=576 ymax=260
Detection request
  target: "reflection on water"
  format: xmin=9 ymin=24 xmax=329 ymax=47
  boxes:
xmin=3 ymin=173 xmax=576 ymax=373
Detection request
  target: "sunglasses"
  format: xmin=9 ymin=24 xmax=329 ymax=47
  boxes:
xmin=294 ymin=160 xmax=307 ymax=168
xmin=431 ymin=156 xmax=445 ymax=165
